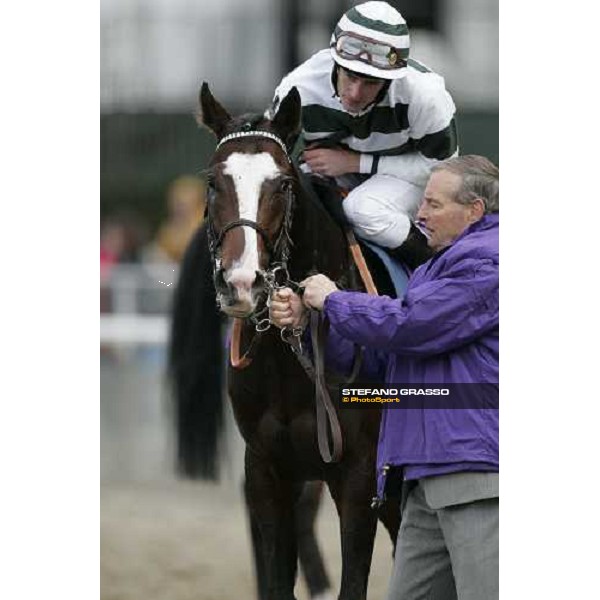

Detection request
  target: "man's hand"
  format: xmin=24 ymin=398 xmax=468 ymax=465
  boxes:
xmin=269 ymin=288 xmax=307 ymax=329
xmin=302 ymin=147 xmax=360 ymax=177
xmin=300 ymin=274 xmax=339 ymax=311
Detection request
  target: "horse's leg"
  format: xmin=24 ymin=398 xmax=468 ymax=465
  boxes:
xmin=295 ymin=481 xmax=332 ymax=599
xmin=243 ymin=479 xmax=269 ymax=600
xmin=327 ymin=466 xmax=378 ymax=600
xmin=245 ymin=448 xmax=301 ymax=600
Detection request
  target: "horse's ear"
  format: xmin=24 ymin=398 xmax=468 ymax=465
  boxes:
xmin=271 ymin=87 xmax=301 ymax=148
xmin=199 ymin=82 xmax=232 ymax=140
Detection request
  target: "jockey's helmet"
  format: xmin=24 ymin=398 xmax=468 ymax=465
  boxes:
xmin=330 ymin=1 xmax=410 ymax=80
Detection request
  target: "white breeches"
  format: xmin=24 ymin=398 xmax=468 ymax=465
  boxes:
xmin=341 ymin=175 xmax=424 ymax=249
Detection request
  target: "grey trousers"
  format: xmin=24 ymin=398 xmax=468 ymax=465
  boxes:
xmin=385 ymin=474 xmax=499 ymax=600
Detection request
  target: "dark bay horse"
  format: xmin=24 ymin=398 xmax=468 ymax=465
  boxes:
xmin=169 ymin=83 xmax=399 ymax=600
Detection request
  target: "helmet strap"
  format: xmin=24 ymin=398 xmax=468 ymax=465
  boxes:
xmin=374 ymin=78 xmax=391 ymax=104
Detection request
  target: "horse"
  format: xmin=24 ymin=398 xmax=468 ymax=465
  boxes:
xmin=169 ymin=82 xmax=401 ymax=600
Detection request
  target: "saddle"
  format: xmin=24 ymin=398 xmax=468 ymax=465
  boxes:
xmin=298 ymin=173 xmax=410 ymax=299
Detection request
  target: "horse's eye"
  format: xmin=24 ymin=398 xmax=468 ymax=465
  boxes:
xmin=205 ymin=181 xmax=218 ymax=215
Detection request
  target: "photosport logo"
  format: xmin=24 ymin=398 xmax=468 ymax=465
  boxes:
xmin=338 ymin=383 xmax=498 ymax=409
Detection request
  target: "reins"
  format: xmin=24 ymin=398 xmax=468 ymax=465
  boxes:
xmin=229 ymin=265 xmax=300 ymax=368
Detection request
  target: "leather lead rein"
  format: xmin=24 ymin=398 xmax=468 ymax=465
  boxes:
xmin=310 ymin=311 xmax=344 ymax=463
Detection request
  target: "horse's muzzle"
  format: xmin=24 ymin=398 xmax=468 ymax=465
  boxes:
xmin=214 ymin=268 xmax=267 ymax=317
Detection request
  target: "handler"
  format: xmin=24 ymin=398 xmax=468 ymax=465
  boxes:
xmin=270 ymin=155 xmax=499 ymax=600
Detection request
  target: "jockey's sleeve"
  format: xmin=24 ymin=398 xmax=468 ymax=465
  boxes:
xmin=369 ymin=90 xmax=458 ymax=187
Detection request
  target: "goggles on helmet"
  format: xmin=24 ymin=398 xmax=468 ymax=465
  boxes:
xmin=332 ymin=32 xmax=406 ymax=71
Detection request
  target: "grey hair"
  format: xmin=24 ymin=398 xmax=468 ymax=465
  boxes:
xmin=432 ymin=155 xmax=499 ymax=214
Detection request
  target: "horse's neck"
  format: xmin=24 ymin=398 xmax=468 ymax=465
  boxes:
xmin=288 ymin=185 xmax=350 ymax=283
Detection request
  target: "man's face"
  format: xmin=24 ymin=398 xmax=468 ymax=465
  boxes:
xmin=337 ymin=68 xmax=385 ymax=114
xmin=417 ymin=170 xmax=483 ymax=252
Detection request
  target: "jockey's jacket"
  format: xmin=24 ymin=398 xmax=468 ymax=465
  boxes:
xmin=272 ymin=49 xmax=458 ymax=188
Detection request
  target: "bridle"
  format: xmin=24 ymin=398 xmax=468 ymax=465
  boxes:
xmin=205 ymin=128 xmax=299 ymax=329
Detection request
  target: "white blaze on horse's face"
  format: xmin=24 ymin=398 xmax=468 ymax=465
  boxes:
xmin=222 ymin=152 xmax=281 ymax=306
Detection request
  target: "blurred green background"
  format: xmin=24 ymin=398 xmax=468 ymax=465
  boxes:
xmin=100 ymin=110 xmax=497 ymax=232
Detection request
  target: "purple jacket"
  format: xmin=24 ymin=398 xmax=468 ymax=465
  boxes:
xmin=322 ymin=214 xmax=499 ymax=499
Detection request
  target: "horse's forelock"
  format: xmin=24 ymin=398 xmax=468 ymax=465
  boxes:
xmin=226 ymin=113 xmax=269 ymax=135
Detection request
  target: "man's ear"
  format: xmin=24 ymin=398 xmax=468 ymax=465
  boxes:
xmin=470 ymin=197 xmax=486 ymax=222
xmin=271 ymin=87 xmax=301 ymax=149
xmin=198 ymin=82 xmax=232 ymax=140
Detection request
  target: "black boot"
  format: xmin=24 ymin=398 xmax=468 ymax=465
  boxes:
xmin=388 ymin=222 xmax=434 ymax=270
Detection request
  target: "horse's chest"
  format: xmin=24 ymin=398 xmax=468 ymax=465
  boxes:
xmin=230 ymin=343 xmax=323 ymax=463
xmin=234 ymin=397 xmax=319 ymax=471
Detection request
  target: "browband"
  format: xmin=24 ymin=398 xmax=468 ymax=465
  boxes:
xmin=215 ymin=130 xmax=291 ymax=162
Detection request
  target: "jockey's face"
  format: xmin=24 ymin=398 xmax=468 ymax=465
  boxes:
xmin=336 ymin=67 xmax=385 ymax=114
xmin=417 ymin=170 xmax=485 ymax=252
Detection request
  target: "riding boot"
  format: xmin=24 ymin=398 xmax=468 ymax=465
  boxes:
xmin=388 ymin=222 xmax=434 ymax=270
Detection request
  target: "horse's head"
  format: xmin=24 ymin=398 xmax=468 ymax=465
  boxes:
xmin=199 ymin=83 xmax=302 ymax=318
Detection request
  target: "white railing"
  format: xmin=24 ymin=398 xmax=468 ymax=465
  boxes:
xmin=100 ymin=262 xmax=179 ymax=345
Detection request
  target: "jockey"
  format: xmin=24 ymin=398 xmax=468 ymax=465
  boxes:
xmin=270 ymin=1 xmax=458 ymax=269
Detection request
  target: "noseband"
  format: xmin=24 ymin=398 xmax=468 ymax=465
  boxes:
xmin=205 ymin=129 xmax=298 ymax=316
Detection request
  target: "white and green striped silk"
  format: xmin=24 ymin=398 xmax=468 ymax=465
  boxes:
xmin=272 ymin=49 xmax=458 ymax=188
